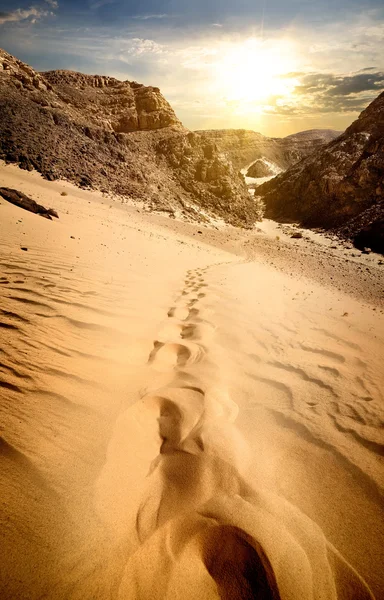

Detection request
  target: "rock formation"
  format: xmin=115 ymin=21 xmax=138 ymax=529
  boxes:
xmin=196 ymin=129 xmax=341 ymax=172
xmin=0 ymin=48 xmax=260 ymax=227
xmin=257 ymin=91 xmax=384 ymax=251
xmin=246 ymin=160 xmax=275 ymax=178
xmin=42 ymin=69 xmax=180 ymax=133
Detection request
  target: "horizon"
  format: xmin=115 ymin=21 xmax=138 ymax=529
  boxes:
xmin=0 ymin=0 xmax=383 ymax=136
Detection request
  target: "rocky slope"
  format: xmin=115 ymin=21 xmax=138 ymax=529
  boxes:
xmin=0 ymin=49 xmax=259 ymax=227
xmin=196 ymin=128 xmax=341 ymax=172
xmin=257 ymin=92 xmax=384 ymax=252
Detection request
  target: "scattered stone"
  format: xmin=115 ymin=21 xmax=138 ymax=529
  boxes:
xmin=291 ymin=232 xmax=303 ymax=239
xmin=362 ymin=247 xmax=372 ymax=254
xmin=20 ymin=247 xmax=28 ymax=251
xmin=70 ymin=235 xmax=75 ymax=239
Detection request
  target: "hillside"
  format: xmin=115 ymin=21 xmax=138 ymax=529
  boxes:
xmin=196 ymin=128 xmax=341 ymax=171
xmin=0 ymin=49 xmax=259 ymax=227
xmin=257 ymin=91 xmax=384 ymax=252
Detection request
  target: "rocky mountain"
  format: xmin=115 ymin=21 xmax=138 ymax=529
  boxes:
xmin=196 ymin=128 xmax=341 ymax=172
xmin=257 ymin=91 xmax=384 ymax=252
xmin=284 ymin=129 xmax=342 ymax=144
xmin=0 ymin=49 xmax=259 ymax=227
xmin=246 ymin=159 xmax=275 ymax=178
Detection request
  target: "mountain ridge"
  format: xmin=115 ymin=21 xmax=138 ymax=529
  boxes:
xmin=195 ymin=128 xmax=342 ymax=172
xmin=0 ymin=48 xmax=260 ymax=228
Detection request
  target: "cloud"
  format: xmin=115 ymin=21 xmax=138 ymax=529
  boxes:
xmin=89 ymin=0 xmax=115 ymax=9
xmin=0 ymin=1 xmax=58 ymax=26
xmin=1 ymin=5 xmax=382 ymax=135
xmin=265 ymin=70 xmax=384 ymax=117
xmin=0 ymin=7 xmax=47 ymax=25
xmin=132 ymin=14 xmax=168 ymax=21
xmin=295 ymin=72 xmax=384 ymax=96
xmin=121 ymin=38 xmax=165 ymax=57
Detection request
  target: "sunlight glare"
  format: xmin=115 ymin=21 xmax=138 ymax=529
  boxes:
xmin=215 ymin=38 xmax=298 ymax=106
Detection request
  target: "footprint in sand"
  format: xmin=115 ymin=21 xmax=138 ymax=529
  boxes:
xmin=167 ymin=306 xmax=191 ymax=320
xmin=148 ymin=341 xmax=205 ymax=370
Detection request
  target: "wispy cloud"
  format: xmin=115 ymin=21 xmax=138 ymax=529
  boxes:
xmin=0 ymin=1 xmax=58 ymax=26
xmin=132 ymin=14 xmax=168 ymax=21
xmin=121 ymin=38 xmax=165 ymax=57
xmin=296 ymin=71 xmax=384 ymax=97
xmin=263 ymin=70 xmax=384 ymax=117
xmin=0 ymin=7 xmax=46 ymax=25
xmin=89 ymin=0 xmax=115 ymax=9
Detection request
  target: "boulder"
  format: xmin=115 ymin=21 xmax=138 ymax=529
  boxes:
xmin=246 ymin=160 xmax=274 ymax=178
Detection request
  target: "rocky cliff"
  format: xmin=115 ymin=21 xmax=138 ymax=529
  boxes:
xmin=257 ymin=92 xmax=384 ymax=252
xmin=42 ymin=69 xmax=180 ymax=132
xmin=196 ymin=128 xmax=341 ymax=172
xmin=0 ymin=49 xmax=259 ymax=227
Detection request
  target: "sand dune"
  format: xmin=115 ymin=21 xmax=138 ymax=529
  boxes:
xmin=0 ymin=162 xmax=383 ymax=599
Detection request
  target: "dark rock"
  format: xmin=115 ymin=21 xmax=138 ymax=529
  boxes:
xmin=246 ymin=160 xmax=274 ymax=178
xmin=20 ymin=247 xmax=28 ymax=251
xmin=354 ymin=220 xmax=384 ymax=254
xmin=0 ymin=187 xmax=59 ymax=219
xmin=257 ymin=90 xmax=384 ymax=253
xmin=291 ymin=232 xmax=303 ymax=239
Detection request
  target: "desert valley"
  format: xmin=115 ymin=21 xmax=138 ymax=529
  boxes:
xmin=0 ymin=39 xmax=383 ymax=600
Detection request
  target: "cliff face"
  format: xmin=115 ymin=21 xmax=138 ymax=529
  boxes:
xmin=0 ymin=49 xmax=260 ymax=227
xmin=257 ymin=91 xmax=384 ymax=251
xmin=42 ymin=70 xmax=180 ymax=132
xmin=196 ymin=128 xmax=341 ymax=171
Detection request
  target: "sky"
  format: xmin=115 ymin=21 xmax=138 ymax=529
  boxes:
xmin=0 ymin=0 xmax=383 ymax=136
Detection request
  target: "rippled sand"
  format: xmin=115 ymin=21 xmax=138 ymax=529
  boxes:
xmin=0 ymin=163 xmax=383 ymax=599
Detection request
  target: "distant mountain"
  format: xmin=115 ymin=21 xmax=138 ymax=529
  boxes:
xmin=284 ymin=129 xmax=342 ymax=144
xmin=257 ymin=92 xmax=384 ymax=252
xmin=0 ymin=49 xmax=259 ymax=227
xmin=195 ymin=128 xmax=341 ymax=172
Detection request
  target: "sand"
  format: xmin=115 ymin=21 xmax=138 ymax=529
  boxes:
xmin=0 ymin=161 xmax=383 ymax=600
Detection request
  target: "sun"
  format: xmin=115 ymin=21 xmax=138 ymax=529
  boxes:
xmin=214 ymin=38 xmax=298 ymax=107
